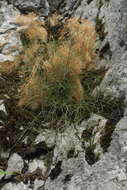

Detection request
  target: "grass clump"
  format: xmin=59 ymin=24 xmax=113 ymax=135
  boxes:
xmin=16 ymin=13 xmax=47 ymax=42
xmin=61 ymin=18 xmax=96 ymax=70
xmin=0 ymin=13 xmax=124 ymax=128
xmin=0 ymin=61 xmax=19 ymax=75
xmin=16 ymin=13 xmax=97 ymax=121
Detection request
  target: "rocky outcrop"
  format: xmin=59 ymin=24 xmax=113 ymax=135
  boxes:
xmin=1 ymin=0 xmax=127 ymax=190
xmin=8 ymin=0 xmax=49 ymax=16
xmin=1 ymin=116 xmax=127 ymax=190
xmin=94 ymin=0 xmax=127 ymax=101
xmin=44 ymin=117 xmax=127 ymax=190
xmin=0 ymin=1 xmax=22 ymax=62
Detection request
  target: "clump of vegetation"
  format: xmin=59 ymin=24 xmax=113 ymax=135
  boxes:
xmin=15 ymin=14 xmax=97 ymax=119
xmin=0 ymin=13 xmax=124 ymax=128
xmin=0 ymin=60 xmax=20 ymax=75
xmin=0 ymin=14 xmax=125 ymax=170
xmin=61 ymin=18 xmax=96 ymax=69
xmin=16 ymin=13 xmax=47 ymax=41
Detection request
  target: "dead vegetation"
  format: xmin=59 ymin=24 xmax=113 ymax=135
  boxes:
xmin=0 ymin=60 xmax=20 ymax=75
xmin=61 ymin=18 xmax=96 ymax=69
xmin=0 ymin=13 xmax=98 ymax=124
xmin=16 ymin=13 xmax=47 ymax=41
xmin=14 ymin=13 xmax=97 ymax=112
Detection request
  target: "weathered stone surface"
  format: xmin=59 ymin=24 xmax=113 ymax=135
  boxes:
xmin=0 ymin=32 xmax=22 ymax=56
xmin=33 ymin=179 xmax=44 ymax=190
xmin=0 ymin=54 xmax=14 ymax=62
xmin=12 ymin=0 xmax=42 ymax=11
xmin=0 ymin=1 xmax=22 ymax=64
xmin=9 ymin=0 xmax=49 ymax=16
xmin=81 ymin=114 xmax=107 ymax=162
xmin=44 ymin=117 xmax=127 ymax=190
xmin=6 ymin=153 xmax=24 ymax=175
xmin=75 ymin=0 xmax=98 ymax=20
xmin=28 ymin=159 xmax=46 ymax=175
xmin=2 ymin=182 xmax=32 ymax=190
xmin=35 ymin=129 xmax=56 ymax=148
xmin=99 ymin=51 xmax=127 ymax=99
xmin=93 ymin=0 xmax=127 ymax=100
xmin=0 ymin=2 xmax=20 ymax=33
xmin=1 ymin=0 xmax=127 ymax=190
xmin=52 ymin=124 xmax=84 ymax=162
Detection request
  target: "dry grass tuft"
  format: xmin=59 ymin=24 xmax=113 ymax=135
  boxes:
xmin=16 ymin=13 xmax=47 ymax=41
xmin=45 ymin=43 xmax=84 ymax=101
xmin=0 ymin=13 xmax=47 ymax=75
xmin=0 ymin=60 xmax=20 ymax=74
xmin=18 ymin=63 xmax=46 ymax=110
xmin=62 ymin=18 xmax=96 ymax=70
xmin=18 ymin=42 xmax=84 ymax=109
xmin=16 ymin=14 xmax=97 ymax=111
xmin=46 ymin=14 xmax=62 ymax=28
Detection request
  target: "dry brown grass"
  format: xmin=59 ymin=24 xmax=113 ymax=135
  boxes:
xmin=18 ymin=43 xmax=84 ymax=109
xmin=46 ymin=14 xmax=62 ymax=28
xmin=20 ymin=40 xmax=44 ymax=72
xmin=15 ymin=13 xmax=48 ymax=80
xmin=16 ymin=14 xmax=96 ymax=110
xmin=44 ymin=43 xmax=84 ymax=101
xmin=62 ymin=18 xmax=96 ymax=70
xmin=16 ymin=13 xmax=47 ymax=41
xmin=18 ymin=62 xmax=46 ymax=110
xmin=0 ymin=13 xmax=47 ymax=76
xmin=0 ymin=60 xmax=20 ymax=74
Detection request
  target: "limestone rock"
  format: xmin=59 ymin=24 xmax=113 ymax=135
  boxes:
xmin=35 ymin=129 xmax=56 ymax=148
xmin=9 ymin=0 xmax=49 ymax=16
xmin=81 ymin=114 xmax=107 ymax=163
xmin=2 ymin=182 xmax=32 ymax=190
xmin=0 ymin=1 xmax=22 ymax=67
xmin=33 ymin=179 xmax=44 ymax=190
xmin=28 ymin=159 xmax=47 ymax=175
xmin=1 ymin=0 xmax=127 ymax=190
xmin=93 ymin=0 xmax=127 ymax=100
xmin=45 ymin=117 xmax=127 ymax=190
xmin=6 ymin=153 xmax=24 ymax=175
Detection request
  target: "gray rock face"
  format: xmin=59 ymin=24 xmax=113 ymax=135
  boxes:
xmin=2 ymin=182 xmax=32 ymax=190
xmin=1 ymin=0 xmax=127 ymax=190
xmin=12 ymin=0 xmax=41 ymax=11
xmin=99 ymin=51 xmax=127 ymax=99
xmin=93 ymin=0 xmax=127 ymax=100
xmin=9 ymin=0 xmax=49 ymax=16
xmin=71 ymin=0 xmax=127 ymax=103
xmin=33 ymin=179 xmax=44 ymax=190
xmin=0 ymin=1 xmax=22 ymax=62
xmin=75 ymin=0 xmax=98 ymax=20
xmin=28 ymin=159 xmax=46 ymax=175
xmin=81 ymin=114 xmax=107 ymax=162
xmin=45 ymin=117 xmax=127 ymax=190
xmin=6 ymin=153 xmax=24 ymax=175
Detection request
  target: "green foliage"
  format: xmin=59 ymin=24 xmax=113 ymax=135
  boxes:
xmin=0 ymin=169 xmax=12 ymax=175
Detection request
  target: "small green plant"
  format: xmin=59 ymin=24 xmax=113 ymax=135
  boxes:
xmin=0 ymin=169 xmax=12 ymax=175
